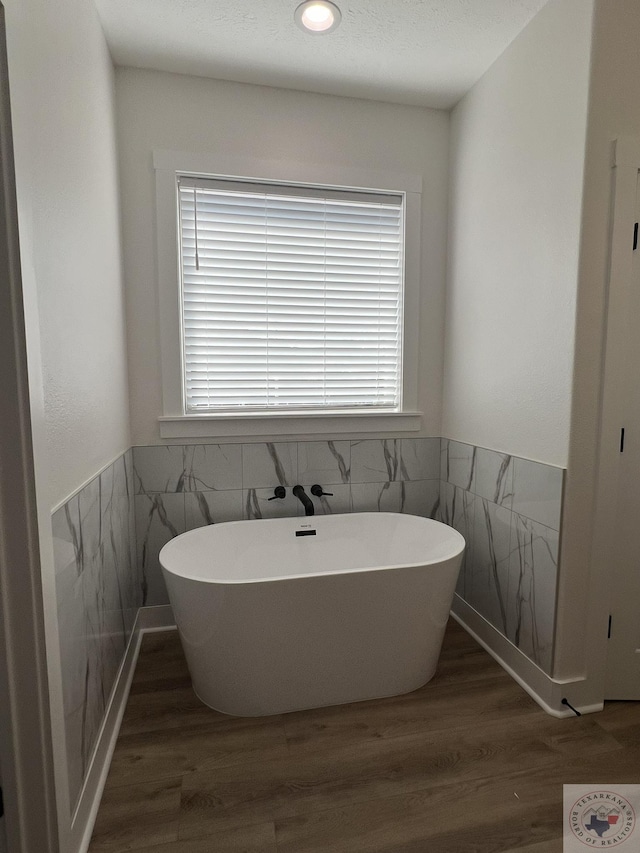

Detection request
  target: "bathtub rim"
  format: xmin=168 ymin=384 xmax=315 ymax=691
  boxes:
xmin=159 ymin=511 xmax=466 ymax=586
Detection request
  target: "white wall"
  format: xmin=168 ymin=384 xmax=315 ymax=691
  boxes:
xmin=114 ymin=69 xmax=450 ymax=445
xmin=5 ymin=0 xmax=131 ymax=512
xmin=443 ymin=0 xmax=594 ymax=468
xmin=4 ymin=0 xmax=131 ymax=848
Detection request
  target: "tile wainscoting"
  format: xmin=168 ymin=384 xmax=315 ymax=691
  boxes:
xmin=50 ymin=436 xmax=564 ymax=816
xmin=52 ymin=449 xmax=141 ymax=812
xmin=133 ymin=438 xmax=441 ymax=606
xmin=439 ymin=440 xmax=564 ymax=675
xmin=131 ymin=437 xmax=564 ymax=672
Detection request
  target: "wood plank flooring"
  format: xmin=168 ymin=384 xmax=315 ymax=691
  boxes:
xmin=89 ymin=621 xmax=640 ymax=852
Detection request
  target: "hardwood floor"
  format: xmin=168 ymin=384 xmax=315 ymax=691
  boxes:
xmin=89 ymin=622 xmax=640 ymax=852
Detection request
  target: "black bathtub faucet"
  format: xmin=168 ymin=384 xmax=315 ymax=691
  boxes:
xmin=292 ymin=485 xmax=315 ymax=516
xmin=310 ymin=484 xmax=333 ymax=497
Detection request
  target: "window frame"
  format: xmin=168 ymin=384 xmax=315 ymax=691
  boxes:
xmin=154 ymin=149 xmax=422 ymax=438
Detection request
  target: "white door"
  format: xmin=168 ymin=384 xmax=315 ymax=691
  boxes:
xmin=603 ymin=148 xmax=640 ymax=699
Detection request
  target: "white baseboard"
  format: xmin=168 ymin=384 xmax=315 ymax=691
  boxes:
xmin=70 ymin=604 xmax=177 ymax=853
xmin=451 ymin=595 xmax=603 ymax=718
xmin=136 ymin=603 xmax=175 ymax=631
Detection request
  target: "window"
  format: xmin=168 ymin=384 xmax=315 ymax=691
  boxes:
xmin=177 ymin=177 xmax=404 ymax=414
xmin=154 ymin=150 xmax=421 ymax=438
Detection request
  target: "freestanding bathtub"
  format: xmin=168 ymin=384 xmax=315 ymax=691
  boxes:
xmin=159 ymin=512 xmax=465 ymax=717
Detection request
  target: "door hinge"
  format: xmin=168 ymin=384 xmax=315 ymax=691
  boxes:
xmin=620 ymin=428 xmax=625 ymax=452
xmin=608 ymin=614 xmax=612 ymax=639
xmin=634 ymin=222 xmax=638 ymax=251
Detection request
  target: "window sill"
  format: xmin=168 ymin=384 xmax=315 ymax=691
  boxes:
xmin=158 ymin=411 xmax=423 ymax=439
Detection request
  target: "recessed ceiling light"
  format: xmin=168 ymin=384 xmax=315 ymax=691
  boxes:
xmin=294 ymin=1 xmax=342 ymax=34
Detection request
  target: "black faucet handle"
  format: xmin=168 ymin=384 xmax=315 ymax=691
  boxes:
xmin=268 ymin=486 xmax=286 ymax=500
xmin=310 ymin=484 xmax=333 ymax=497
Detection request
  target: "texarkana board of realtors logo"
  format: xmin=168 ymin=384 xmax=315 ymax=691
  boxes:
xmin=564 ymin=786 xmax=638 ymax=850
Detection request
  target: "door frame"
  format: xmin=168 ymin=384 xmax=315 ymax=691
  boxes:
xmin=0 ymin=3 xmax=59 ymax=849
xmin=590 ymin=136 xmax=640 ymax=699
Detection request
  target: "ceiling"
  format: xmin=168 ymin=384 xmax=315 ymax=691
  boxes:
xmin=95 ymin=0 xmax=550 ymax=109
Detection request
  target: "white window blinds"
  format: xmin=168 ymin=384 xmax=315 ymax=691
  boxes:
xmin=178 ymin=177 xmax=405 ymax=413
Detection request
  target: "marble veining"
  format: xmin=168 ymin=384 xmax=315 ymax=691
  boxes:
xmin=475 ymin=448 xmax=513 ymax=507
xmin=351 ymin=439 xmax=401 ymax=483
xmin=268 ymin=443 xmax=288 ymax=484
xmin=100 ymin=458 xmax=139 ymax=639
xmin=442 ymin=439 xmax=563 ymax=674
xmin=400 ymin=480 xmax=440 ymax=519
xmin=245 ymin=488 xmax=261 ymax=520
xmin=312 ymin=484 xmax=352 ymax=515
xmin=129 ymin=438 xmax=456 ymax=612
xmin=351 ymin=437 xmax=440 ymax=484
xmin=241 ymin=442 xmax=297 ymax=489
xmin=399 ymin=438 xmax=440 ymax=482
xmin=183 ymin=444 xmax=242 ymax=492
xmin=134 ymin=438 xmax=440 ymax=494
xmin=133 ymin=445 xmax=185 ymax=494
xmin=439 ymin=482 xmax=475 ymax=597
xmin=298 ymin=440 xmax=350 ymax=485
xmin=440 ymin=439 xmax=477 ymax=492
xmin=351 ymin=481 xmax=402 ymax=513
xmin=54 ymin=436 xmax=562 ymax=814
xmin=191 ymin=492 xmax=214 ymax=526
xmin=469 ymin=498 xmax=511 ymax=635
xmin=328 ymin=441 xmax=350 ymax=482
xmin=53 ymin=450 xmax=139 ymax=812
xmin=441 ymin=440 xmax=562 ymax=531
xmin=185 ymin=490 xmax=243 ymax=529
xmin=129 ymin=437 xmax=562 ymax=675
xmin=135 ymin=492 xmax=185 ymax=606
xmin=506 ymin=514 xmax=558 ymax=673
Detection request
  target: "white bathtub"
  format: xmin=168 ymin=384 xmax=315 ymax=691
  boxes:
xmin=159 ymin=512 xmax=465 ymax=716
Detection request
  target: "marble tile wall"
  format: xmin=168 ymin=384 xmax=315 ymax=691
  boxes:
xmin=50 ymin=435 xmax=564 ymax=815
xmin=133 ymin=438 xmax=441 ymax=606
xmin=52 ymin=450 xmax=141 ymax=813
xmin=439 ymin=439 xmax=564 ymax=675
